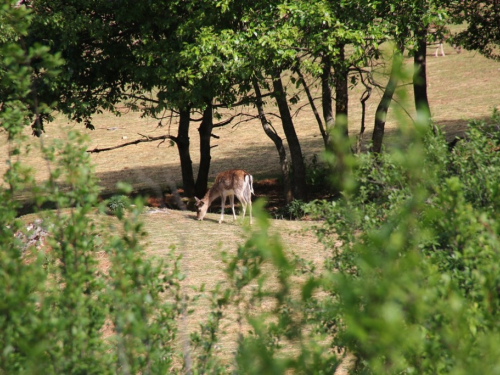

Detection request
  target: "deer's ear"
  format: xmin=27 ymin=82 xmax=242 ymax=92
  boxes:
xmin=195 ymin=197 xmax=202 ymax=206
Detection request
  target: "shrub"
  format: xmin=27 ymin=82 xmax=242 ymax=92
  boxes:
xmin=305 ymin=154 xmax=330 ymax=190
xmin=299 ymin=111 xmax=500 ymax=374
xmin=105 ymin=194 xmax=129 ymax=216
xmin=0 ymin=131 xmax=185 ymax=374
xmin=449 ymin=111 xmax=500 ymax=212
xmin=275 ymin=199 xmax=307 ymax=220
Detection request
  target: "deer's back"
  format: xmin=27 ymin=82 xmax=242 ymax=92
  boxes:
xmin=214 ymin=169 xmax=250 ymax=191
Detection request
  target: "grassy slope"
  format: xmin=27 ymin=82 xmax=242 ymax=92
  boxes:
xmin=142 ymin=208 xmax=328 ymax=360
xmin=18 ymin=205 xmax=328 ymax=364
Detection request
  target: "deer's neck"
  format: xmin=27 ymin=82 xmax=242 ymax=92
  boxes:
xmin=205 ymin=186 xmax=222 ymax=205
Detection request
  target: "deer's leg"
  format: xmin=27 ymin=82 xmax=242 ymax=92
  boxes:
xmin=249 ymin=196 xmax=252 ymax=225
xmin=230 ymin=194 xmax=236 ymax=221
xmin=219 ymin=193 xmax=226 ymax=224
xmin=236 ymin=193 xmax=247 ymax=222
xmin=243 ymin=189 xmax=252 ymax=225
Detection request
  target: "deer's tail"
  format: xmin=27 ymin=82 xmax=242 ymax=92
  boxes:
xmin=244 ymin=173 xmax=255 ymax=199
xmin=249 ymin=174 xmax=254 ymax=195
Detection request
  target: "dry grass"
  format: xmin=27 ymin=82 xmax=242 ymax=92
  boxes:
xmin=142 ymin=208 xmax=329 ymax=359
xmin=18 ymin=208 xmax=329 ymax=366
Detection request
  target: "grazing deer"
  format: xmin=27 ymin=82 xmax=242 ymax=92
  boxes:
xmin=195 ymin=169 xmax=254 ymax=224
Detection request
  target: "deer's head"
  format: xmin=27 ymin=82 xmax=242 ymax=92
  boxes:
xmin=194 ymin=197 xmax=209 ymax=221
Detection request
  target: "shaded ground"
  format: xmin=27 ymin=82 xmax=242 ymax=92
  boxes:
xmin=146 ymin=178 xmax=287 ymax=222
xmin=2 ymin=48 xmax=499 ymax=210
xmin=147 ymin=176 xmax=336 ymax=221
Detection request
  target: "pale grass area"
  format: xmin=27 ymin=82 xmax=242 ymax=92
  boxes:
xmin=143 ymin=208 xmax=330 ymax=367
xmin=143 ymin=208 xmax=329 ymax=362
xmin=18 ymin=208 xmax=330 ymax=367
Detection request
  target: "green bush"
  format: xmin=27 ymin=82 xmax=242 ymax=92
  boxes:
xmin=0 ymin=8 xmax=183 ymax=371
xmin=275 ymin=199 xmax=307 ymax=220
xmin=0 ymin=7 xmax=221 ymax=373
xmin=227 ymin=111 xmax=500 ymax=374
xmin=299 ymin=111 xmax=500 ymax=374
xmin=105 ymin=194 xmax=129 ymax=216
xmin=449 ymin=110 xmax=500 ymax=212
xmin=305 ymin=154 xmax=331 ymax=190
xmin=0 ymin=130 xmax=185 ymax=374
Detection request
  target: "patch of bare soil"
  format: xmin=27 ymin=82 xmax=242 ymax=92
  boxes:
xmin=251 ymin=178 xmax=284 ymax=210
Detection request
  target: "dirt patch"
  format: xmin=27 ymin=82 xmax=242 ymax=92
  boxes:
xmin=251 ymin=178 xmax=285 ymax=211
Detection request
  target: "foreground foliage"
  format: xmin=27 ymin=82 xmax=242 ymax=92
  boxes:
xmin=3 ymin=113 xmax=500 ymax=374
xmin=302 ymin=111 xmax=500 ymax=373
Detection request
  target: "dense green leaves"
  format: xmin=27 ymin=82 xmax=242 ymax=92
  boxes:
xmin=301 ymin=112 xmax=500 ymax=373
xmin=1 ymin=7 xmax=181 ymax=371
xmin=0 ymin=0 xmax=63 ymax=137
xmin=1 ymin=136 xmax=183 ymax=374
xmin=451 ymin=0 xmax=500 ymax=60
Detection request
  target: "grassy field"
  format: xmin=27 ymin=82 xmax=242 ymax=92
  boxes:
xmin=5 ymin=46 xmax=500 ymax=368
xmin=143 ymin=208 xmax=329 ymax=359
xmin=18 ymin=206 xmax=329 ymax=366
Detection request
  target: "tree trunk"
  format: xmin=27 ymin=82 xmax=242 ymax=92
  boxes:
xmin=253 ymin=78 xmax=293 ymax=203
xmin=331 ymin=43 xmax=350 ymax=189
xmin=176 ymin=107 xmax=196 ymax=197
xmin=334 ymin=43 xmax=349 ymax=138
xmin=195 ymin=103 xmax=213 ymax=198
xmin=356 ymin=75 xmax=371 ymax=154
xmin=321 ymin=53 xmax=334 ymax=150
xmin=372 ymin=47 xmax=404 ymax=154
xmin=413 ymin=26 xmax=432 ymax=127
xmin=294 ymin=62 xmax=328 ymax=148
xmin=272 ymin=74 xmax=307 ymax=201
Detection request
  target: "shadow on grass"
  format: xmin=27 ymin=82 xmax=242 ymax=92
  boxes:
xmin=15 ymin=114 xmax=493 ymax=217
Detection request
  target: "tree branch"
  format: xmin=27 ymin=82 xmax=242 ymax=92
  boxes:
xmin=230 ymin=113 xmax=260 ymax=129
xmin=354 ymin=68 xmax=372 ymax=154
xmin=213 ymin=91 xmax=274 ymax=109
xmin=122 ymin=93 xmax=160 ymax=104
xmin=293 ymin=61 xmax=326 ymax=140
xmin=86 ymin=134 xmax=174 ymax=153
